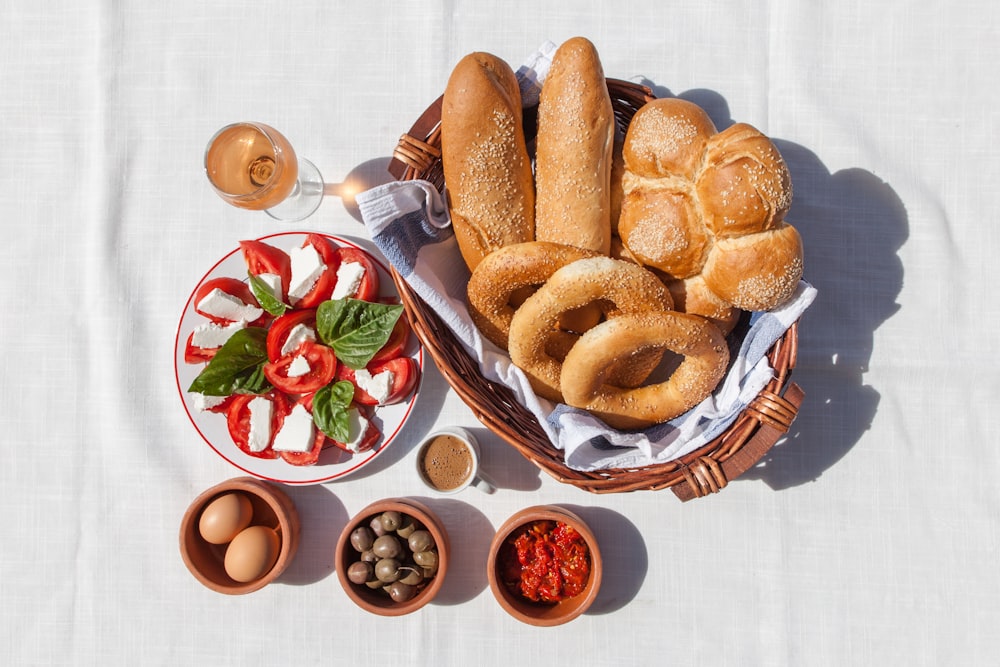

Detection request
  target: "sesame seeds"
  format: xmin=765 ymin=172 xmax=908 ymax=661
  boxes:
xmin=452 ymin=105 xmax=532 ymax=250
xmin=533 ymin=43 xmax=613 ymax=251
xmin=620 ymin=99 xmax=801 ymax=310
xmin=734 ymin=256 xmax=804 ymax=311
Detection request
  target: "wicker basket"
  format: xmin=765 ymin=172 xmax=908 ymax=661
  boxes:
xmin=386 ymin=78 xmax=804 ymax=500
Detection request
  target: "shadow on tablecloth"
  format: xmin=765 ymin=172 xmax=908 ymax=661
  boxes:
xmin=654 ymin=84 xmax=906 ymax=493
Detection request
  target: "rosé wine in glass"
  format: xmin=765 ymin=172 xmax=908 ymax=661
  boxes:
xmin=205 ymin=122 xmax=323 ymax=222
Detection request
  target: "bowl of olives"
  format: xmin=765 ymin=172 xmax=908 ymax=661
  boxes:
xmin=335 ymin=498 xmax=449 ymax=616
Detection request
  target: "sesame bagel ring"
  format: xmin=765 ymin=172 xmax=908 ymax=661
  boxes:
xmin=561 ymin=311 xmax=729 ymax=430
xmin=508 ymin=256 xmax=674 ymax=402
xmin=467 ymin=241 xmax=601 ymax=350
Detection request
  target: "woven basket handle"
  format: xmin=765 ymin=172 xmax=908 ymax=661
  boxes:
xmin=672 ymin=382 xmax=805 ymax=501
xmin=388 ymin=95 xmax=444 ymax=181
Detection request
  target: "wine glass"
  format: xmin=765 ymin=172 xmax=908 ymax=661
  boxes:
xmin=204 ymin=122 xmax=324 ymax=222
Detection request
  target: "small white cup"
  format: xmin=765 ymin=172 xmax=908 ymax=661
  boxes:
xmin=415 ymin=426 xmax=496 ymax=494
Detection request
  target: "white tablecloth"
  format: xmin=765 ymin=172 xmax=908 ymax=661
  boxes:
xmin=3 ymin=1 xmax=997 ymax=665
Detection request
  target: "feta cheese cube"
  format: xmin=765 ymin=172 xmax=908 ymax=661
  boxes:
xmin=190 ymin=320 xmax=245 ymax=349
xmin=280 ymin=323 xmax=316 ymax=356
xmin=287 ymin=244 xmax=326 ymax=304
xmin=353 ymin=368 xmax=395 ymax=405
xmin=341 ymin=407 xmax=371 ymax=453
xmin=255 ymin=272 xmax=283 ymax=302
xmin=272 ymin=403 xmax=316 ymax=453
xmin=286 ymin=354 xmax=311 ymax=378
xmin=246 ymin=396 xmax=274 ymax=453
xmin=189 ymin=392 xmax=227 ymax=412
xmin=196 ymin=288 xmax=263 ymax=323
xmin=331 ymin=261 xmax=366 ymax=300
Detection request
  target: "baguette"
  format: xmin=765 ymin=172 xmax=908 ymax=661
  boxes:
xmin=441 ymin=52 xmax=535 ymax=271
xmin=534 ymin=36 xmax=614 ymax=255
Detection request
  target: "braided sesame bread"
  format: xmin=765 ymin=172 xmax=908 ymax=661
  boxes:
xmin=618 ymin=97 xmax=803 ymax=311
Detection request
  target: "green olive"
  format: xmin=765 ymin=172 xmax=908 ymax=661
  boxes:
xmin=360 ymin=549 xmax=378 ymax=563
xmin=365 ymin=578 xmax=383 ymax=589
xmin=387 ymin=581 xmax=417 ymax=603
xmin=398 ymin=566 xmax=424 ymax=586
xmin=350 ymin=526 xmax=375 ymax=552
xmin=413 ymin=549 xmax=438 ymax=569
xmin=408 ymin=530 xmax=435 ymax=553
xmin=380 ymin=510 xmax=402 ymax=532
xmin=369 ymin=515 xmax=387 ymax=536
xmin=347 ymin=560 xmax=373 ymax=585
xmin=372 ymin=534 xmax=402 ymax=559
xmin=374 ymin=557 xmax=402 ymax=583
xmin=396 ymin=515 xmax=420 ymax=539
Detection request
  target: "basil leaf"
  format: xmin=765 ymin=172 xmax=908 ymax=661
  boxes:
xmin=316 ymin=298 xmax=403 ymax=370
xmin=312 ymin=380 xmax=355 ymax=442
xmin=248 ymin=272 xmax=288 ymax=317
xmin=187 ymin=327 xmax=272 ymax=396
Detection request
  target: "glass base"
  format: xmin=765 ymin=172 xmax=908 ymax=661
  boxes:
xmin=265 ymin=158 xmax=324 ymax=222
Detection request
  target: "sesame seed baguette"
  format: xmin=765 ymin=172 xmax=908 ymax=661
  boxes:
xmin=534 ymin=37 xmax=615 ymax=255
xmin=441 ymin=52 xmax=535 ymax=271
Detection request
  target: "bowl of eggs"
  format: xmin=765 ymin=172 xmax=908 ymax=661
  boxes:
xmin=487 ymin=505 xmax=602 ymax=626
xmin=179 ymin=477 xmax=301 ymax=595
xmin=335 ymin=498 xmax=449 ymax=616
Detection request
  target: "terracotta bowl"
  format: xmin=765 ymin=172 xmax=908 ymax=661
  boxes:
xmin=179 ymin=477 xmax=301 ymax=595
xmin=487 ymin=505 xmax=602 ymax=626
xmin=335 ymin=498 xmax=449 ymax=616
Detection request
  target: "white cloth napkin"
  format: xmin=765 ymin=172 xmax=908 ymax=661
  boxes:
xmin=356 ymin=44 xmax=817 ymax=472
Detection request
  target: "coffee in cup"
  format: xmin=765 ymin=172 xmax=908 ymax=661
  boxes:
xmin=416 ymin=427 xmax=496 ymax=494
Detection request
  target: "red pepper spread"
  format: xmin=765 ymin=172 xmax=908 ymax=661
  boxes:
xmin=498 ymin=520 xmax=590 ymax=603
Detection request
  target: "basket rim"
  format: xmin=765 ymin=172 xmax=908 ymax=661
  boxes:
xmin=387 ymin=78 xmax=804 ymax=499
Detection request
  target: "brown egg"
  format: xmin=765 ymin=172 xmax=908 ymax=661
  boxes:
xmin=198 ymin=492 xmax=254 ymax=545
xmin=224 ymin=525 xmax=281 ymax=583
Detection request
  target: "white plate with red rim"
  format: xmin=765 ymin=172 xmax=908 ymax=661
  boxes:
xmin=173 ymin=231 xmax=423 ymax=485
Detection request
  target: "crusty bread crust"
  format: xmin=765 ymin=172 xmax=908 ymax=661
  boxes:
xmin=441 ymin=52 xmax=535 ymax=271
xmin=619 ymin=97 xmax=802 ymax=311
xmin=508 ymin=256 xmax=673 ymax=403
xmin=534 ymin=37 xmax=614 ymax=255
xmin=561 ymin=311 xmax=729 ymax=430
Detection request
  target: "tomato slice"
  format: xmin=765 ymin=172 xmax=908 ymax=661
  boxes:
xmin=265 ymin=308 xmax=317 ymax=362
xmin=369 ymin=311 xmax=412 ymax=364
xmin=226 ymin=392 xmax=290 ymax=459
xmin=336 ymin=356 xmax=419 ymax=406
xmin=193 ymin=277 xmax=266 ymax=325
xmin=240 ymin=240 xmax=292 ymax=299
xmin=331 ymin=246 xmax=380 ymax=302
xmin=184 ymin=331 xmax=217 ymax=363
xmin=274 ymin=396 xmax=328 ymax=466
xmin=293 ymin=234 xmax=342 ymax=309
xmin=263 ymin=341 xmax=338 ymax=395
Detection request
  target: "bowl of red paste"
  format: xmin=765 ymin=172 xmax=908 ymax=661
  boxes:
xmin=487 ymin=505 xmax=602 ymax=626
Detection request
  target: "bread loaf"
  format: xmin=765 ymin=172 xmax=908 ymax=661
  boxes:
xmin=533 ymin=37 xmax=614 ymax=255
xmin=618 ymin=97 xmax=802 ymax=311
xmin=560 ymin=311 xmax=729 ymax=430
xmin=441 ymin=52 xmax=535 ymax=271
